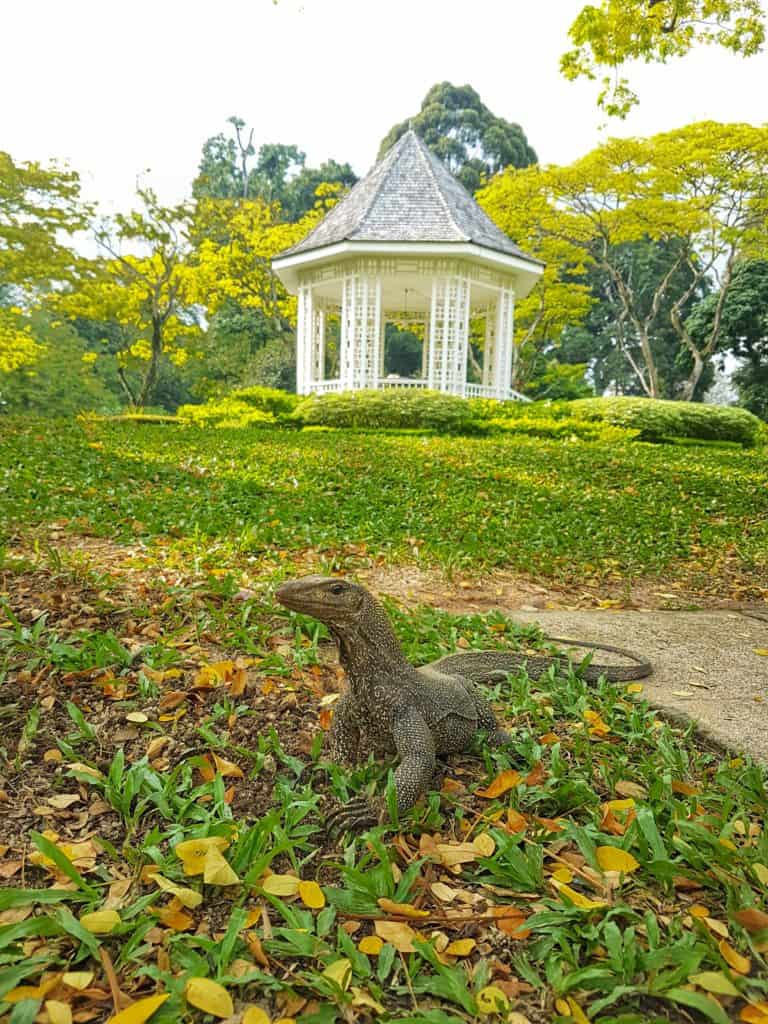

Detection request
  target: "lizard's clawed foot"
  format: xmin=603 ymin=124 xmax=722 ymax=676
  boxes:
xmin=325 ymin=796 xmax=383 ymax=834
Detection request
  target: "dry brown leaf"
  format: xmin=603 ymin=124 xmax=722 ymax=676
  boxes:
xmin=373 ymin=919 xmax=417 ymax=952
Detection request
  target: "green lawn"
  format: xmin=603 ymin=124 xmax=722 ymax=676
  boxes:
xmin=1 ymin=418 xmax=767 ymax=1024
xmin=2 ymin=418 xmax=767 ymax=587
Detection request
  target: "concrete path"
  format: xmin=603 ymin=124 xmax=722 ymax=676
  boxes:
xmin=512 ymin=610 xmax=768 ymax=762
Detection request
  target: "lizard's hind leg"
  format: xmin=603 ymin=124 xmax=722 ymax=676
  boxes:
xmin=474 ymin=693 xmax=513 ymax=747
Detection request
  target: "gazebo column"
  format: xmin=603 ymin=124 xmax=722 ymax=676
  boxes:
xmin=491 ymin=286 xmax=515 ymax=398
xmin=296 ymin=283 xmax=313 ymax=395
xmin=340 ymin=272 xmax=382 ymax=390
xmin=482 ymin=303 xmax=496 ymax=389
xmin=427 ymin=275 xmax=470 ymax=396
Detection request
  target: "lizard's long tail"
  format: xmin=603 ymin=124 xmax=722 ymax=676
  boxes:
xmin=424 ymin=637 xmax=652 ymax=683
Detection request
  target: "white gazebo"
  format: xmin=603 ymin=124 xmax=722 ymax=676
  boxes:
xmin=272 ymin=130 xmax=543 ymax=402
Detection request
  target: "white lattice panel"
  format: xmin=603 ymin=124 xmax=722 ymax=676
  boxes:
xmin=427 ymin=275 xmax=470 ymax=396
xmin=494 ymin=286 xmax=515 ymax=395
xmin=340 ymin=274 xmax=381 ymax=389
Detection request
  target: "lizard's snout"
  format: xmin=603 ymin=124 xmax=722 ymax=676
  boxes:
xmin=275 ymin=580 xmax=300 ymax=608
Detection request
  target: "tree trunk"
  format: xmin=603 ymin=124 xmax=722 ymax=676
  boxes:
xmin=136 ymin=319 xmax=163 ymax=407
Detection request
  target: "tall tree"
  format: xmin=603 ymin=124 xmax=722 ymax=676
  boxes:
xmin=561 ymin=0 xmax=765 ymax=116
xmin=57 ymin=189 xmax=201 ymax=407
xmin=379 ymin=83 xmax=537 ymax=193
xmin=193 ymin=117 xmax=356 ymax=220
xmin=0 ymin=151 xmax=89 ymax=374
xmin=480 ymin=122 xmax=768 ymax=399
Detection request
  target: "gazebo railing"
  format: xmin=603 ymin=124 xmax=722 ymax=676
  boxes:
xmin=304 ymin=378 xmax=529 ymax=402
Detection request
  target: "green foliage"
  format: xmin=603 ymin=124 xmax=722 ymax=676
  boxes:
xmin=379 ymin=82 xmax=537 ymax=193
xmin=570 ymin=396 xmax=763 ymax=446
xmin=486 ymin=415 xmax=638 ymax=444
xmin=177 ymin=399 xmax=275 ymax=430
xmin=0 ymin=313 xmax=117 ymax=415
xmin=292 ymin=389 xmax=482 ymax=434
xmin=230 ymin=386 xmax=301 ymax=417
xmin=192 ymin=115 xmax=357 ymax=220
xmin=177 ymin=386 xmax=299 ymax=429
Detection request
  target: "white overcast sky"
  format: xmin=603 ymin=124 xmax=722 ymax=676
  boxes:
xmin=2 ymin=0 xmax=767 ymax=215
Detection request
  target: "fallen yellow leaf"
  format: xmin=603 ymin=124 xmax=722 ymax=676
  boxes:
xmin=552 ymin=881 xmax=608 ymax=911
xmin=350 ymin=987 xmax=385 ymax=1015
xmin=472 ymin=833 xmax=496 ymax=857
xmin=80 ymin=910 xmax=121 ymax=934
xmin=147 ymin=872 xmax=203 ymax=909
xmin=445 ymin=938 xmax=475 ymax=956
xmin=175 ymin=836 xmax=230 ymax=876
xmin=476 ymin=986 xmax=509 ymax=1014
xmin=358 ymin=935 xmax=384 ymax=955
xmin=202 ymin=847 xmax=240 ymax=886
xmin=45 ymin=1002 xmax=73 ymax=1024
xmin=322 ymin=959 xmax=352 ymax=990
xmin=242 ymin=1009 xmax=271 ymax=1024
xmin=299 ymin=880 xmax=325 ymax=909
xmin=596 ymin=846 xmax=640 ymax=874
xmin=261 ymin=873 xmax=301 ymax=897
xmin=719 ymin=938 xmax=751 ymax=975
xmin=212 ymin=752 xmax=244 ymax=778
xmin=689 ymin=970 xmax=740 ymax=996
xmin=107 ymin=993 xmax=170 ymax=1024
xmin=185 ymin=977 xmax=234 ymax=1018
xmin=377 ymin=898 xmax=429 ymax=918
xmin=62 ymin=971 xmax=94 ymax=990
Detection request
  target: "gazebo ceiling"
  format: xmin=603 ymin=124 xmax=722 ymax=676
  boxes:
xmin=272 ymin=130 xmax=543 ymax=297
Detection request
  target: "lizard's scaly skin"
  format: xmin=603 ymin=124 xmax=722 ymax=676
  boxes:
xmin=275 ymin=575 xmax=651 ymax=821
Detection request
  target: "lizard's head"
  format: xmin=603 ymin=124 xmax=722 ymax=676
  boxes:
xmin=275 ymin=575 xmax=369 ymax=628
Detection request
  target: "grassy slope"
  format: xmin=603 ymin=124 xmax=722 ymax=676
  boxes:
xmin=0 ymin=418 xmax=767 ymax=1024
xmin=2 ymin=419 xmax=767 ymax=583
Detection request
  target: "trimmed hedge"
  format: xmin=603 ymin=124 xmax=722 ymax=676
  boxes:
xmin=292 ymin=389 xmax=482 ymax=433
xmin=569 ymin=397 xmax=762 ymax=446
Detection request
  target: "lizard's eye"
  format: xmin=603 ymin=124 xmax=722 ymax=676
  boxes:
xmin=329 ymin=582 xmax=346 ymax=596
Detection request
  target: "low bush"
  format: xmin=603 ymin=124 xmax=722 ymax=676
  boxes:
xmin=176 ymin=387 xmax=300 ymax=429
xmin=292 ymin=388 xmax=483 ymax=433
xmin=224 ymin=386 xmax=300 ymax=417
xmin=177 ymin=398 xmax=276 ymax=429
xmin=570 ymin=396 xmax=762 ymax=446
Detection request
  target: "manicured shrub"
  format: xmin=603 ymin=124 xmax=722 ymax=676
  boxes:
xmin=177 ymin=398 xmax=276 ymax=429
xmin=292 ymin=388 xmax=483 ymax=433
xmin=225 ymin=386 xmax=301 ymax=417
xmin=569 ymin=397 xmax=762 ymax=446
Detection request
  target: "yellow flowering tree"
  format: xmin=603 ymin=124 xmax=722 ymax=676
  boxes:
xmin=58 ymin=189 xmax=202 ymax=407
xmin=562 ymin=0 xmax=765 ymax=117
xmin=0 ymin=151 xmax=89 ymax=375
xmin=481 ymin=121 xmax=768 ymax=399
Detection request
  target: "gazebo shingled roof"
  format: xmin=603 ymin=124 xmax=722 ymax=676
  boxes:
xmin=280 ymin=129 xmax=541 ymax=264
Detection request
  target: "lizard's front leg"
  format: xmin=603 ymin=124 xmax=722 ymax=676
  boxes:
xmin=326 ymin=693 xmax=362 ymax=764
xmin=326 ymin=706 xmax=436 ymax=833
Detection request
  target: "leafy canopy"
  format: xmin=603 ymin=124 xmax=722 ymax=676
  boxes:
xmin=0 ymin=152 xmax=89 ymax=375
xmin=379 ymin=82 xmax=537 ymax=193
xmin=562 ymin=0 xmax=766 ymax=116
xmin=480 ymin=121 xmax=768 ymax=400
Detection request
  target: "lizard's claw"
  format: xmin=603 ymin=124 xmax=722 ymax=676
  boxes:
xmin=325 ymin=796 xmax=383 ymax=834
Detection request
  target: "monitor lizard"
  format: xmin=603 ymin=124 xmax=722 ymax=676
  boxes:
xmin=275 ymin=575 xmax=651 ymax=831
